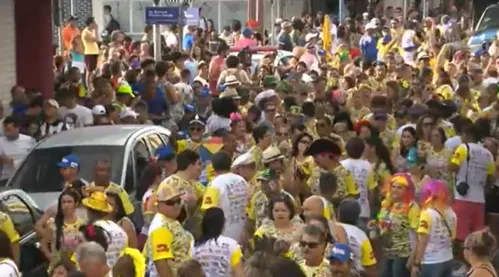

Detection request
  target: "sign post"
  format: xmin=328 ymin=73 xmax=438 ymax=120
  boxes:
xmin=146 ymin=4 xmax=199 ymax=57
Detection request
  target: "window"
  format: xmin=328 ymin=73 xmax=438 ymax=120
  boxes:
xmin=124 ymin=153 xmax=136 ymax=194
xmin=158 ymin=133 xmax=170 ymax=145
xmin=476 ymin=6 xmax=499 ymax=32
xmin=10 ymin=146 xmax=125 ymax=193
xmin=146 ymin=134 xmax=164 ymax=154
xmin=132 ymin=139 xmax=150 ymax=193
xmin=103 ymin=0 xmax=132 ymax=33
xmin=0 ymin=193 xmax=37 ymax=237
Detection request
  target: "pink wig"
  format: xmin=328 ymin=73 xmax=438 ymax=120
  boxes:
xmin=420 ymin=179 xmax=451 ymax=210
xmin=382 ymin=173 xmax=416 ymax=212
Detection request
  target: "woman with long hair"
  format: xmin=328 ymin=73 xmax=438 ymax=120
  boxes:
xmin=81 ymin=192 xmax=128 ymax=267
xmin=0 ymin=230 xmax=19 ymax=276
xmin=106 ymin=191 xmax=137 ymax=249
xmin=230 ymin=112 xmax=252 ymax=157
xmin=415 ymin=114 xmax=435 ymax=160
xmin=411 ymin=180 xmax=456 ymax=277
xmin=371 ymin=173 xmax=420 ymax=277
xmin=40 ymin=188 xmax=85 ymax=263
xmin=291 ymin=132 xmax=315 ymax=198
xmin=190 ymin=207 xmax=244 ymax=277
xmin=365 ymin=136 xmax=395 ymax=187
xmin=425 ymin=126 xmax=453 ymax=194
xmin=392 ymin=126 xmax=418 ymax=173
xmin=69 ymin=34 xmax=86 ymax=74
xmin=464 ymin=229 xmax=498 ymax=277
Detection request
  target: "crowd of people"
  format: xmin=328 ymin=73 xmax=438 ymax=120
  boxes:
xmin=1 ymin=1 xmax=499 ymax=277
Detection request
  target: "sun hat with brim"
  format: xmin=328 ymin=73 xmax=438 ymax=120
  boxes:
xmin=327 ymin=244 xmax=353 ymax=263
xmin=156 ymin=183 xmax=184 ymax=202
xmin=304 ymin=138 xmax=342 ymax=157
xmin=262 ymin=146 xmax=285 ymax=164
xmin=82 ymin=192 xmax=113 ymax=213
xmin=220 ymin=88 xmax=241 ymax=99
xmin=225 ymin=75 xmax=241 ymax=86
xmin=231 ymin=152 xmax=255 ymax=169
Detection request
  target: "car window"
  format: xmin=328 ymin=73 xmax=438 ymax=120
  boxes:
xmin=0 ymin=194 xmax=37 ymax=237
xmin=146 ymin=134 xmax=164 ymax=154
xmin=476 ymin=6 xmax=499 ymax=32
xmin=132 ymin=138 xmax=150 ymax=193
xmin=158 ymin=133 xmax=170 ymax=145
xmin=10 ymin=146 xmax=125 ymax=193
xmin=124 ymin=153 xmax=135 ymax=194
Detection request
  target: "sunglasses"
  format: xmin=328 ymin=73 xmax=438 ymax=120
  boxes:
xmin=299 ymin=241 xmax=320 ymax=249
xmin=300 ymin=140 xmax=311 ymax=145
xmin=277 ymin=132 xmax=289 ymax=136
xmin=163 ymin=198 xmax=182 ymax=206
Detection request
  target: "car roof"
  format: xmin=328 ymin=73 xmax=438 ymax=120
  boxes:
xmin=36 ymin=125 xmax=170 ymax=149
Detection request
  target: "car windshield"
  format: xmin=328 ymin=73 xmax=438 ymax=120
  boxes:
xmin=9 ymin=145 xmax=125 ymax=193
xmin=476 ymin=6 xmax=499 ymax=32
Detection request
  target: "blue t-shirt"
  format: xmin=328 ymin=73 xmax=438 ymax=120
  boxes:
xmin=359 ymin=34 xmax=378 ymax=62
xmin=183 ymin=34 xmax=194 ymax=51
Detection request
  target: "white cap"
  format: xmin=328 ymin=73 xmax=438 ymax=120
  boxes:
xmin=231 ymin=152 xmax=255 ymax=169
xmin=92 ymin=105 xmax=106 ymax=116
xmin=417 ymin=52 xmax=430 ymax=60
xmin=275 ymin=18 xmax=283 ymax=25
xmin=120 ymin=108 xmax=138 ymax=119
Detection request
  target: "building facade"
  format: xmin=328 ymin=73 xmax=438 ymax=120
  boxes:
xmin=0 ymin=0 xmax=54 ymax=101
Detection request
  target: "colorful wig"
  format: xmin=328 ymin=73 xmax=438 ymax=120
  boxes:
xmin=381 ymin=173 xmax=416 ymax=212
xmin=420 ymin=179 xmax=451 ymax=210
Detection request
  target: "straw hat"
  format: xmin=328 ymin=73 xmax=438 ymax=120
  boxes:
xmin=262 ymin=146 xmax=285 ymax=164
xmin=156 ymin=183 xmax=184 ymax=202
xmin=82 ymin=192 xmax=113 ymax=213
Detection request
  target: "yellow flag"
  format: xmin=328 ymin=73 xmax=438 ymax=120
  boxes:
xmin=322 ymin=15 xmax=332 ymax=52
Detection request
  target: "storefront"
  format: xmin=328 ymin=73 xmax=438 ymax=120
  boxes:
xmin=0 ymin=0 xmax=54 ymax=100
xmin=91 ymin=0 xmax=307 ymax=37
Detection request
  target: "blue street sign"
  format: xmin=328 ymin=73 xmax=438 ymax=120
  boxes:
xmin=145 ymin=7 xmax=179 ymax=25
xmin=183 ymin=7 xmax=200 ymax=26
xmin=145 ymin=6 xmax=199 ymax=26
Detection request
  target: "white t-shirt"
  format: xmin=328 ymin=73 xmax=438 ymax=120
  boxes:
xmin=0 ymin=259 xmax=19 ymax=277
xmin=0 ymin=134 xmax=36 ymax=180
xmin=454 ymin=143 xmax=494 ymax=203
xmin=93 ymin=220 xmax=128 ymax=267
xmin=165 ymin=33 xmax=178 ymax=48
xmin=420 ymin=208 xmax=457 ymax=264
xmin=190 ymin=236 xmax=242 ymax=277
xmin=340 ymin=158 xmax=374 ymax=219
xmin=59 ymin=104 xmax=94 ymax=128
xmin=203 ymin=173 xmax=249 ymax=241
xmin=339 ymin=223 xmax=375 ymax=272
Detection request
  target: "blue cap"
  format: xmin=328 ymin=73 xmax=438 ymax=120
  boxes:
xmin=318 ymin=49 xmax=326 ymax=56
xmin=57 ymin=154 xmax=80 ymax=168
xmin=184 ymin=104 xmax=195 ymax=113
xmin=242 ymin=28 xmax=253 ymax=38
xmin=327 ymin=244 xmax=352 ymax=263
xmin=199 ymin=87 xmax=211 ymax=97
xmin=177 ymin=131 xmax=188 ymax=139
xmin=155 ymin=145 xmax=176 ymax=160
xmin=474 ymin=48 xmax=486 ymax=57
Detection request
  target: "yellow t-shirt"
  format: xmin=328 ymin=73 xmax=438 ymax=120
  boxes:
xmin=307 ymin=164 xmax=359 ymax=200
xmin=0 ymin=212 xmax=20 ymax=243
xmin=82 ymin=27 xmax=99 ymax=55
xmin=146 ymin=213 xmax=193 ymax=276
